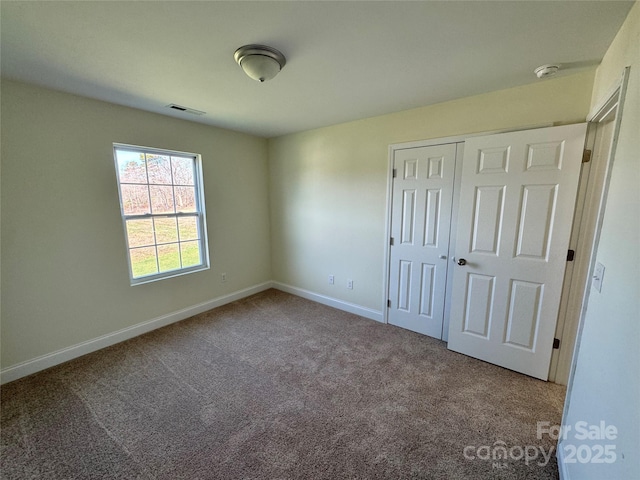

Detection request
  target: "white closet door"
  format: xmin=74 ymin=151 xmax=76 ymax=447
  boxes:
xmin=388 ymin=143 xmax=456 ymax=338
xmin=447 ymin=124 xmax=587 ymax=380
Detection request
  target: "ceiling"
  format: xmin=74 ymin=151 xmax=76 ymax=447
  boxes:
xmin=1 ymin=1 xmax=634 ymax=138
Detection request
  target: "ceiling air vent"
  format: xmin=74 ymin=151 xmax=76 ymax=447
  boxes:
xmin=166 ymin=104 xmax=206 ymax=116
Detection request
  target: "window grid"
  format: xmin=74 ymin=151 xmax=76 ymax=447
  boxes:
xmin=114 ymin=144 xmax=209 ymax=284
xmin=126 ymin=217 xmax=201 ymax=272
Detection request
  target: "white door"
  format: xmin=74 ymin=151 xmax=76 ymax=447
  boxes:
xmin=388 ymin=143 xmax=456 ymax=338
xmin=447 ymin=124 xmax=587 ymax=380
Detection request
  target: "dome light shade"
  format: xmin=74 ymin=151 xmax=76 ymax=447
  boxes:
xmin=234 ymin=45 xmax=286 ymax=82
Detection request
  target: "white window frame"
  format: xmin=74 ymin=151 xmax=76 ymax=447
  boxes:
xmin=113 ymin=143 xmax=210 ymax=285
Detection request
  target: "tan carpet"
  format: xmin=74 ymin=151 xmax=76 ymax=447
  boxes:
xmin=1 ymin=289 xmax=565 ymax=479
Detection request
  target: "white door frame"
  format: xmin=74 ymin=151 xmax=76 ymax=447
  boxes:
xmin=560 ymin=67 xmax=630 ymax=414
xmin=549 ymin=67 xmax=630 ymax=385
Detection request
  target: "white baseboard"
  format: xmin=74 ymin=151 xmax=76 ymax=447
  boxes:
xmin=272 ymin=282 xmax=384 ymax=323
xmin=557 ymin=441 xmax=570 ymax=480
xmin=1 ymin=281 xmax=384 ymax=385
xmin=0 ymin=282 xmax=273 ymax=385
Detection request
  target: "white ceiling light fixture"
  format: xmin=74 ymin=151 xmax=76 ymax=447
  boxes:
xmin=234 ymin=44 xmax=286 ymax=83
xmin=534 ymin=64 xmax=560 ymax=79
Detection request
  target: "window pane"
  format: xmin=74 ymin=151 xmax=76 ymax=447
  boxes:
xmin=154 ymin=217 xmax=178 ymax=244
xmin=174 ymin=186 xmax=196 ymax=212
xmin=149 ymin=185 xmax=175 ymax=214
xmin=121 ymin=184 xmax=150 ymax=215
xmin=180 ymin=241 xmax=201 ymax=267
xmin=171 ymin=156 xmax=195 ymax=185
xmin=126 ymin=219 xmax=155 ymax=247
xmin=114 ymin=145 xmax=208 ymax=284
xmin=158 ymin=243 xmax=180 ymax=272
xmin=116 ymin=150 xmax=147 ymax=183
xmin=130 ymin=246 xmax=158 ymax=277
xmin=146 ymin=154 xmax=172 ymax=184
xmin=178 ymin=216 xmax=199 ymax=241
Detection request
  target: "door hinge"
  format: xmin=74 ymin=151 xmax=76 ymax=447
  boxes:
xmin=567 ymin=249 xmax=575 ymax=262
xmin=392 ymin=168 xmax=397 ymax=178
xmin=553 ymin=338 xmax=560 ymax=349
xmin=387 ymin=299 xmax=391 ymax=308
xmin=390 ymin=237 xmax=395 ymax=246
xmin=582 ymin=149 xmax=592 ymax=163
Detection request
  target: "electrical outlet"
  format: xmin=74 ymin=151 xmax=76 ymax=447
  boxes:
xmin=328 ymin=275 xmax=335 ymax=285
xmin=347 ymin=279 xmax=353 ymax=290
xmin=221 ymin=272 xmax=227 ymax=283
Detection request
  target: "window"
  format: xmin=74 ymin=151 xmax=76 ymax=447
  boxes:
xmin=113 ymin=144 xmax=209 ymax=285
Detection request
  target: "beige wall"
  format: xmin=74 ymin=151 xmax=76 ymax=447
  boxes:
xmin=0 ymin=47 xmax=605 ymax=377
xmin=268 ymin=70 xmax=595 ymax=311
xmin=1 ymin=80 xmax=272 ymax=369
xmin=561 ymin=3 xmax=639 ymax=479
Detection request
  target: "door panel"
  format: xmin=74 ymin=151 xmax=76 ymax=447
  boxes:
xmin=504 ymin=279 xmax=542 ymax=349
xmin=447 ymin=124 xmax=587 ymax=380
xmin=471 ymin=185 xmax=505 ymax=254
xmin=419 ymin=263 xmax=436 ymax=316
xmin=401 ymin=190 xmax=416 ymax=243
xmin=424 ymin=189 xmax=441 ymax=246
xmin=516 ymin=184 xmax=557 ymax=259
xmin=463 ymin=273 xmax=494 ymax=338
xmin=388 ymin=144 xmax=456 ymax=338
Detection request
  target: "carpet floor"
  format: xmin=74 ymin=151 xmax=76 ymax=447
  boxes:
xmin=1 ymin=289 xmax=566 ymax=479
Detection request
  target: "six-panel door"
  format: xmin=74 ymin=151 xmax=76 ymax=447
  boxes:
xmin=388 ymin=144 xmax=457 ymax=338
xmin=446 ymin=124 xmax=587 ymax=380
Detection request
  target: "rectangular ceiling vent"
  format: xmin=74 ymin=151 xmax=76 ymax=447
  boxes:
xmin=166 ymin=104 xmax=206 ymax=116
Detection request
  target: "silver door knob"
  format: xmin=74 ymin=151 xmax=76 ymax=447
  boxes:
xmin=457 ymin=258 xmax=467 ymax=266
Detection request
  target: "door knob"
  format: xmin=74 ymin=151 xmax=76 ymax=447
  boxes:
xmin=457 ymin=258 xmax=467 ymax=266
